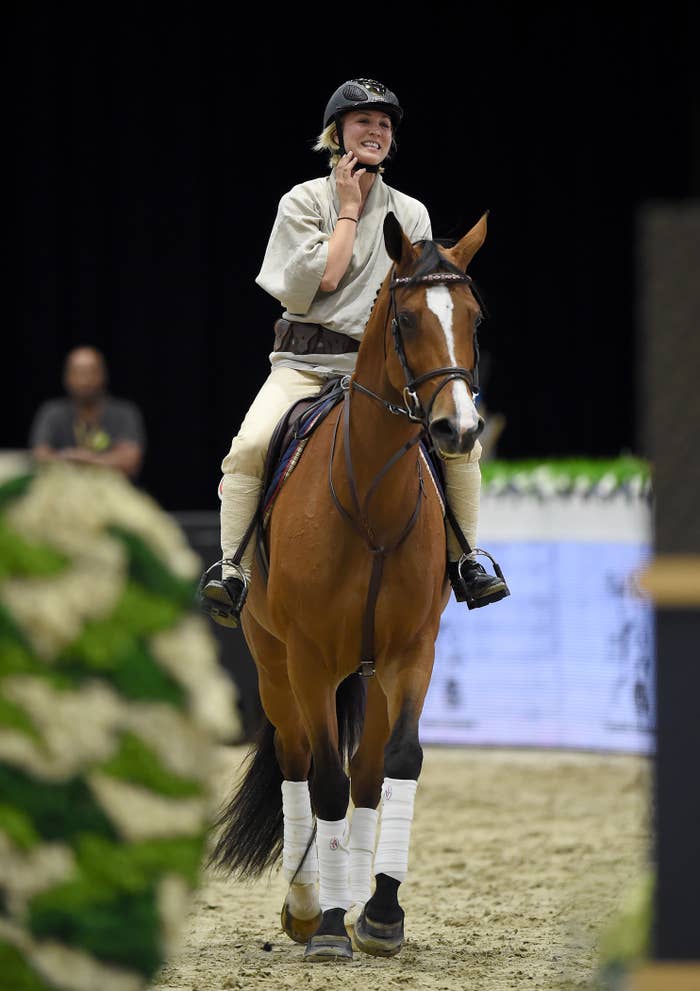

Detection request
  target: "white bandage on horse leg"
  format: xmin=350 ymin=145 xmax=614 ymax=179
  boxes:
xmin=373 ymin=778 xmax=418 ymax=883
xmin=281 ymin=780 xmax=318 ymax=886
xmin=219 ymin=472 xmax=263 ymax=581
xmin=442 ymin=448 xmax=481 ymax=561
xmin=316 ymin=817 xmax=352 ymax=912
xmin=349 ymin=806 xmax=379 ymax=905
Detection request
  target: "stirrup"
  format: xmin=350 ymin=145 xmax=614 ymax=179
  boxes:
xmin=198 ymin=558 xmax=248 ymax=628
xmin=449 ymin=548 xmax=511 ymax=610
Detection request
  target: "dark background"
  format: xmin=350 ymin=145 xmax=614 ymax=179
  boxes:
xmin=9 ymin=6 xmax=699 ymax=511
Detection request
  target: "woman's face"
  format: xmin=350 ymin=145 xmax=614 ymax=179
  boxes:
xmin=337 ymin=109 xmax=393 ymax=167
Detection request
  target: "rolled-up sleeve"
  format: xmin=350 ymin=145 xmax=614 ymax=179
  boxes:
xmin=255 ymin=185 xmax=331 ymax=315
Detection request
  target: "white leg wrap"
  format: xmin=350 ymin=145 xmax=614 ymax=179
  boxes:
xmin=281 ymin=780 xmax=318 ymax=886
xmin=316 ymin=817 xmax=352 ymax=912
xmin=373 ymin=778 xmax=417 ymax=883
xmin=349 ymin=806 xmax=379 ymax=906
xmin=442 ymin=448 xmax=481 ymax=561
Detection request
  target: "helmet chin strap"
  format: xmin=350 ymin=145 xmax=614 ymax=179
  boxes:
xmin=336 ymin=125 xmax=381 ymax=174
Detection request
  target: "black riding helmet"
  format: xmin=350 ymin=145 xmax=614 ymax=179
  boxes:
xmin=323 ymin=78 xmax=403 ymax=172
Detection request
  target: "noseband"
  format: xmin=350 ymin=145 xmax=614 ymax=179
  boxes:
xmin=350 ymin=269 xmax=481 ymax=425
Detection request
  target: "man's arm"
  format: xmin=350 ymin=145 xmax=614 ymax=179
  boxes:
xmin=52 ymin=442 xmax=144 ymax=479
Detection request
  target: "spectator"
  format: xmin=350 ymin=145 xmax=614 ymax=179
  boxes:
xmin=29 ymin=346 xmax=146 ymax=481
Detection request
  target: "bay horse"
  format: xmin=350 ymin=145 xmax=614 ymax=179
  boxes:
xmin=208 ymin=210 xmax=488 ymax=961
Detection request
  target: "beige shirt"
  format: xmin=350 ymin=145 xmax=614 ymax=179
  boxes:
xmin=255 ymin=170 xmax=433 ymax=377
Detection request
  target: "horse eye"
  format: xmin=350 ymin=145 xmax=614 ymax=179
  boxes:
xmin=398 ymin=312 xmax=415 ymax=330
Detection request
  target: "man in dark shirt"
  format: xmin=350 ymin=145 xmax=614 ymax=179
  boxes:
xmin=30 ymin=346 xmax=146 ymax=481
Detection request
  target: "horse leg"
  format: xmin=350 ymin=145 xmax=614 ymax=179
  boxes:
xmin=344 ymin=676 xmax=389 ymax=944
xmin=353 ymin=655 xmax=433 ymax=958
xmin=286 ymin=644 xmax=354 ymax=962
xmin=244 ymin=616 xmax=322 ymax=944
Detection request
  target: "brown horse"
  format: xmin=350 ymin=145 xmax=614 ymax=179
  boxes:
xmin=209 ymin=210 xmax=488 ymax=961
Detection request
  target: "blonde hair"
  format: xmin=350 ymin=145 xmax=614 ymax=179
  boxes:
xmin=312 ymin=120 xmax=388 ymax=173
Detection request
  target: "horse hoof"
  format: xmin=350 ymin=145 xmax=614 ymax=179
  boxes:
xmin=303 ymin=933 xmax=353 ymax=962
xmin=303 ymin=908 xmax=353 ymax=962
xmin=280 ymin=899 xmax=322 ymax=944
xmin=353 ymin=907 xmax=404 ymax=957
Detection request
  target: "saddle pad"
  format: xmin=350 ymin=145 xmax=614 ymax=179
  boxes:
xmin=261 ymin=393 xmax=344 ymax=526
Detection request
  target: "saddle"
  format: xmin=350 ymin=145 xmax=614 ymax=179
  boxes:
xmin=253 ymin=376 xmax=346 ymax=579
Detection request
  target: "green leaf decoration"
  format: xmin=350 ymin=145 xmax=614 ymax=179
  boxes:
xmin=0 ymin=695 xmax=41 ymax=741
xmin=55 ymin=639 xmax=185 ymax=704
xmin=0 ymin=765 xmax=118 ymax=845
xmin=0 ymin=600 xmax=38 ymax=656
xmin=0 ymin=521 xmax=68 ymax=581
xmin=108 ymin=526 xmax=198 ymax=608
xmin=112 ymin=582 xmax=186 ymax=637
xmin=0 ymin=473 xmax=35 ymax=511
xmin=99 ymin=732 xmax=202 ymax=797
xmin=76 ymin=834 xmax=205 ymax=889
xmin=0 ymin=943 xmax=57 ymax=991
xmin=480 ymin=456 xmax=651 ymax=495
xmin=0 ymin=804 xmax=41 ymax=850
xmin=28 ymin=884 xmax=162 ymax=976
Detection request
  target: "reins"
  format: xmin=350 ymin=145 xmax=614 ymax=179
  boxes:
xmin=329 ymin=266 xmax=481 ymax=676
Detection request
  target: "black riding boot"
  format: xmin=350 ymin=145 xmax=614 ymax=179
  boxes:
xmin=448 ymin=551 xmax=510 ymax=610
xmin=199 ymin=562 xmax=248 ymax=628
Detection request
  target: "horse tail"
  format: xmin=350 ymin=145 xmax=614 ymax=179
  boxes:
xmin=207 ymin=672 xmax=367 ymax=880
xmin=207 ymin=716 xmax=283 ymax=879
xmin=336 ymin=671 xmax=367 ymax=765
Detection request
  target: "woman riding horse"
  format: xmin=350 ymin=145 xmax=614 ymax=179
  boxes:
xmin=201 ymin=77 xmax=509 ymax=628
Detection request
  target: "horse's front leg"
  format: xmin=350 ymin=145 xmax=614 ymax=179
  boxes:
xmin=353 ymin=647 xmax=433 ymax=958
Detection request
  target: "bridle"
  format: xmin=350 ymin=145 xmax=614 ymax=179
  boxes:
xmin=350 ymin=268 xmax=481 ymax=425
xmin=329 ymin=265 xmax=483 ymax=676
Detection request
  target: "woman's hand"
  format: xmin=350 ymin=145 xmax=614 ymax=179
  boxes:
xmin=335 ymin=152 xmax=365 ymax=218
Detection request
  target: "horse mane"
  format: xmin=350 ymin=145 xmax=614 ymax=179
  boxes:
xmin=412 ymin=239 xmax=466 ymax=281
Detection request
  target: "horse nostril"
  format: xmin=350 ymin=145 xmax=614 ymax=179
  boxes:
xmin=430 ymin=417 xmax=483 ymax=455
xmin=429 ymin=418 xmax=457 ymax=447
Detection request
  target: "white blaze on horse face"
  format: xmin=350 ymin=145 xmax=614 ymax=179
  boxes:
xmin=425 ymin=286 xmax=479 ymax=431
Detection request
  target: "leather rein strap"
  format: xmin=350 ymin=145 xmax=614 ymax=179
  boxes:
xmin=329 ymin=267 xmax=479 ymax=676
xmin=329 ymin=386 xmax=425 ymax=676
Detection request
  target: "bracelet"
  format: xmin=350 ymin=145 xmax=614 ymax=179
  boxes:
xmin=337 ymin=216 xmax=358 ymax=223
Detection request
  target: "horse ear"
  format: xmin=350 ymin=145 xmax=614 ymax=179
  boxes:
xmin=384 ymin=211 xmax=413 ymax=268
xmin=452 ymin=211 xmax=489 ymax=271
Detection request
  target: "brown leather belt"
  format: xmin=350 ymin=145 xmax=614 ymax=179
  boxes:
xmin=273 ymin=318 xmax=360 ymax=356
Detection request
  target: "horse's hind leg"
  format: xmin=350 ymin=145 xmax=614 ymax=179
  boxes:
xmin=286 ymin=641 xmax=355 ymax=962
xmin=353 ymin=654 xmax=432 ymax=958
xmin=244 ymin=615 xmax=322 ymax=945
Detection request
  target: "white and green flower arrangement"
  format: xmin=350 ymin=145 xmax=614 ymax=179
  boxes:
xmin=481 ymin=455 xmax=651 ymax=500
xmin=0 ymin=461 xmax=239 ymax=991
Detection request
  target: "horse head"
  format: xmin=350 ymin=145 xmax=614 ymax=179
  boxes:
xmin=383 ymin=211 xmax=487 ymax=457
